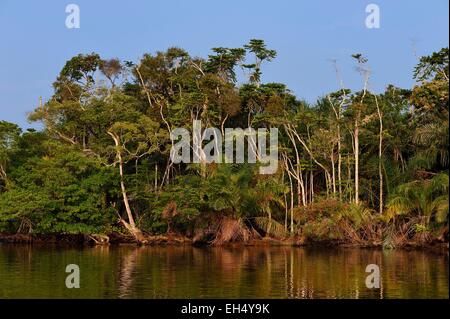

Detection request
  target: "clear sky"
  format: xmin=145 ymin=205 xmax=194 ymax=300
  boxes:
xmin=1 ymin=0 xmax=448 ymax=128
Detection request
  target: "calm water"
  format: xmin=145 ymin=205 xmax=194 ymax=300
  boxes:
xmin=0 ymin=244 xmax=448 ymax=299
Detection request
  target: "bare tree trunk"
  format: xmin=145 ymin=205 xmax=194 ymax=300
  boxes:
xmin=286 ymin=124 xmax=331 ymax=199
xmin=160 ymin=161 xmax=173 ymax=190
xmin=337 ymin=127 xmax=342 ymax=200
xmin=300 ymin=172 xmax=306 ymax=205
xmin=136 ymin=66 xmax=153 ymax=108
xmin=346 ymin=155 xmax=352 ymax=202
xmin=304 ymin=171 xmax=308 ymax=206
xmin=0 ymin=164 xmax=7 ymax=182
xmin=283 ymin=157 xmax=295 ymax=235
xmin=374 ymin=94 xmax=383 ymax=214
xmin=354 ymin=62 xmax=369 ymax=205
xmin=284 ymin=191 xmax=288 ymax=233
xmin=0 ymin=164 xmax=10 ymax=190
xmin=284 ymin=154 xmax=305 ymax=208
xmin=331 ymin=150 xmax=336 ymax=196
xmin=330 ymin=62 xmax=346 ymax=201
xmin=282 ymin=171 xmax=288 ymax=232
xmin=108 ymin=132 xmax=147 ymax=243
xmin=289 ymin=173 xmax=294 ymax=235
xmin=354 ymin=119 xmax=360 ymax=204
xmin=284 ymin=126 xmax=305 ymax=207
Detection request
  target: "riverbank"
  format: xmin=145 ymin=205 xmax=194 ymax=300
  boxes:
xmin=1 ymin=232 xmax=448 ymax=253
xmin=0 ymin=232 xmax=190 ymax=246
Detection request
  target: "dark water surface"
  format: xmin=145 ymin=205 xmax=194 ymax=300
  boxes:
xmin=0 ymin=244 xmax=448 ymax=298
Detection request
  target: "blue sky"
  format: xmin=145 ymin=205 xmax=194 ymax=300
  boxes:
xmin=0 ymin=0 xmax=448 ymax=129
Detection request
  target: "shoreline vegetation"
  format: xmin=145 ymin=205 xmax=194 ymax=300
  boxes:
xmin=0 ymin=41 xmax=448 ymax=250
xmin=0 ymin=232 xmax=448 ymax=250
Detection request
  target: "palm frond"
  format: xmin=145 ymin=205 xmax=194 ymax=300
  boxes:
xmin=253 ymin=217 xmax=288 ymax=238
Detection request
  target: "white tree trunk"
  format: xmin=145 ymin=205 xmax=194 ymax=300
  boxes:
xmin=108 ymin=131 xmax=146 ymax=243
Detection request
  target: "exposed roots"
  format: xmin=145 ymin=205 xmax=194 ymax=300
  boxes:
xmin=120 ymin=219 xmax=148 ymax=244
xmin=87 ymin=234 xmax=110 ymax=245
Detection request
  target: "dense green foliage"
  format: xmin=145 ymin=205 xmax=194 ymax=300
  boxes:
xmin=0 ymin=41 xmax=448 ymax=246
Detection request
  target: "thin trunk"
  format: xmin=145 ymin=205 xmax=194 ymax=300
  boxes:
xmin=327 ymin=94 xmax=342 ymax=199
xmin=337 ymin=127 xmax=342 ymax=200
xmin=300 ymin=172 xmax=306 ymax=206
xmin=284 ymin=125 xmax=305 ymax=206
xmin=331 ymin=150 xmax=336 ymax=196
xmin=136 ymin=66 xmax=153 ymax=108
xmin=282 ymin=171 xmax=288 ymax=232
xmin=221 ymin=113 xmax=228 ymax=137
xmin=160 ymin=161 xmax=172 ymax=189
xmin=289 ymin=174 xmax=294 ymax=235
xmin=374 ymin=94 xmax=383 ymax=214
xmin=347 ymin=155 xmax=352 ymax=202
xmin=0 ymin=164 xmax=6 ymax=181
xmin=331 ymin=62 xmax=346 ymax=201
xmin=286 ymin=124 xmax=331 ymax=194
xmin=108 ymin=131 xmax=146 ymax=243
xmin=284 ymin=191 xmax=288 ymax=233
xmin=0 ymin=164 xmax=8 ymax=189
xmin=355 ymin=67 xmax=369 ymax=204
xmin=284 ymin=157 xmax=294 ymax=235
xmin=304 ymin=171 xmax=308 ymax=206
xmin=354 ymin=120 xmax=359 ymax=204
xmin=117 ymin=145 xmax=135 ymax=227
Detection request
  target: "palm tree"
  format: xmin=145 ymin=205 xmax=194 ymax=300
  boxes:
xmin=253 ymin=177 xmax=287 ymax=238
xmin=206 ymin=164 xmax=255 ymax=217
xmin=386 ymin=173 xmax=449 ymax=226
xmin=414 ymin=120 xmax=449 ymax=168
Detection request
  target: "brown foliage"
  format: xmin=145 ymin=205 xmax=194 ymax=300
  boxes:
xmin=211 ymin=217 xmax=252 ymax=245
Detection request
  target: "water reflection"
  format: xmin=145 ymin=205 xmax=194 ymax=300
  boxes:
xmin=0 ymin=244 xmax=447 ymax=298
xmin=118 ymin=247 xmax=139 ymax=298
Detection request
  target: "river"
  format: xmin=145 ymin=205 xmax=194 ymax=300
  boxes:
xmin=0 ymin=244 xmax=448 ymax=298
